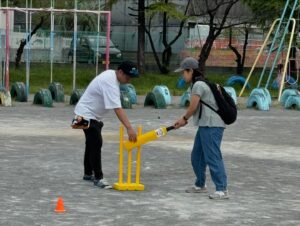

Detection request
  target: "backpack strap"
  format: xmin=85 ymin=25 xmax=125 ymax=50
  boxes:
xmin=200 ymin=100 xmax=218 ymax=114
xmin=198 ymin=100 xmax=218 ymax=119
xmin=194 ymin=78 xmax=219 ymax=119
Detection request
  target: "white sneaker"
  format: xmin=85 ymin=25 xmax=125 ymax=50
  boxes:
xmin=185 ymin=185 xmax=208 ymax=193
xmin=209 ymin=190 xmax=229 ymax=199
xmin=94 ymin=178 xmax=112 ymax=189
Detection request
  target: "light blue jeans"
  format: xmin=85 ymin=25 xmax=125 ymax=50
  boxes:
xmin=191 ymin=127 xmax=227 ymax=191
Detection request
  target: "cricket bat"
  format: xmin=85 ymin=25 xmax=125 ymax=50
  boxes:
xmin=123 ymin=126 xmax=175 ymax=150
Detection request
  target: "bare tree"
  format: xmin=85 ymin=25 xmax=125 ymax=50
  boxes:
xmin=108 ymin=0 xmax=146 ymax=73
xmin=143 ymin=0 xmax=191 ymax=74
xmin=190 ymin=0 xmax=251 ymax=75
xmin=228 ymin=25 xmax=249 ymax=75
xmin=105 ymin=0 xmax=191 ymax=74
xmin=15 ymin=17 xmax=44 ymax=68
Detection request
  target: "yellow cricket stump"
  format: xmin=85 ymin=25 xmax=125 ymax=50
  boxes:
xmin=113 ymin=125 xmax=145 ymax=191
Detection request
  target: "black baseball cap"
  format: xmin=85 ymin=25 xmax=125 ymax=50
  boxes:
xmin=118 ymin=61 xmax=139 ymax=78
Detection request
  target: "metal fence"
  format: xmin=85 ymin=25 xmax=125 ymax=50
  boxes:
xmin=0 ymin=27 xmax=189 ymax=63
xmin=0 ymin=25 xmax=281 ymax=79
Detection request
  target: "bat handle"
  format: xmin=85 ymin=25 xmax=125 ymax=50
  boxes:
xmin=166 ymin=126 xmax=175 ymax=132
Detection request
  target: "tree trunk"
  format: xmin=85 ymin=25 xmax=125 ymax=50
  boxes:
xmin=160 ymin=0 xmax=191 ymax=74
xmin=15 ymin=17 xmax=44 ymax=68
xmin=162 ymin=45 xmax=172 ymax=69
xmin=228 ymin=27 xmax=242 ymax=75
xmin=196 ymin=0 xmax=240 ymax=77
xmin=241 ymin=27 xmax=249 ymax=75
xmin=145 ymin=26 xmax=167 ymax=74
xmin=161 ymin=1 xmax=170 ymax=74
xmin=143 ymin=0 xmax=191 ymax=74
xmin=228 ymin=27 xmax=249 ymax=75
xmin=137 ymin=0 xmax=145 ymax=74
xmin=198 ymin=30 xmax=215 ymax=76
xmin=289 ymin=46 xmax=297 ymax=79
xmin=236 ymin=62 xmax=243 ymax=75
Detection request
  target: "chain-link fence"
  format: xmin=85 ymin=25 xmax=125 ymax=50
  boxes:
xmin=0 ymin=27 xmax=188 ymax=62
xmin=1 ymin=24 xmax=290 ymax=79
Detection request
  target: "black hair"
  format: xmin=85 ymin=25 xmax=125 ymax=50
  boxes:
xmin=184 ymin=68 xmax=205 ymax=85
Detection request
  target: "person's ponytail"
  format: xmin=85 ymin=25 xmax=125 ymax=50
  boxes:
xmin=191 ymin=69 xmax=205 ymax=85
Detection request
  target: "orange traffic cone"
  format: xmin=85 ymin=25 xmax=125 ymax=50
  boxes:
xmin=54 ymin=197 xmax=66 ymax=213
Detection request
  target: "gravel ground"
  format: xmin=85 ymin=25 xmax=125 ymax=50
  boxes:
xmin=0 ymin=98 xmax=299 ymax=226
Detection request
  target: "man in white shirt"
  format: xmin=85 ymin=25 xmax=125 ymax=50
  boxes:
xmin=74 ymin=61 xmax=139 ymax=189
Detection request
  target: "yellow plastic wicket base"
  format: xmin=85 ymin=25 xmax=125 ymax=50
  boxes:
xmin=114 ymin=125 xmax=145 ymax=191
xmin=113 ymin=183 xmax=145 ymax=191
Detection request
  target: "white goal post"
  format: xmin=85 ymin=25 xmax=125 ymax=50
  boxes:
xmin=0 ymin=3 xmax=111 ymax=93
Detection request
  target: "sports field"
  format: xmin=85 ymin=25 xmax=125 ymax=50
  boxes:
xmin=0 ymin=97 xmax=299 ymax=226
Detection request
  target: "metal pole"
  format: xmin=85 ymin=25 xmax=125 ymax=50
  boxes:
xmin=5 ymin=1 xmax=10 ymax=90
xmin=105 ymin=11 xmax=111 ymax=70
xmin=278 ymin=19 xmax=297 ymax=101
xmin=0 ymin=28 xmax=4 ymax=86
xmin=239 ymin=19 xmax=280 ymax=97
xmin=25 ymin=0 xmax=29 ymax=96
xmin=0 ymin=27 xmax=2 ymax=87
xmin=0 ymin=1 xmax=1 ymax=87
xmin=95 ymin=2 xmax=100 ymax=75
xmin=257 ymin=0 xmax=291 ymax=88
xmin=50 ymin=0 xmax=54 ymax=83
xmin=25 ymin=0 xmax=32 ymax=96
xmin=265 ymin=0 xmax=299 ymax=89
xmin=0 ymin=7 xmax=111 ymax=14
xmin=72 ymin=0 xmax=78 ymax=90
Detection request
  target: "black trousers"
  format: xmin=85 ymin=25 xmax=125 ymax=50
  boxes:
xmin=83 ymin=120 xmax=104 ymax=180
